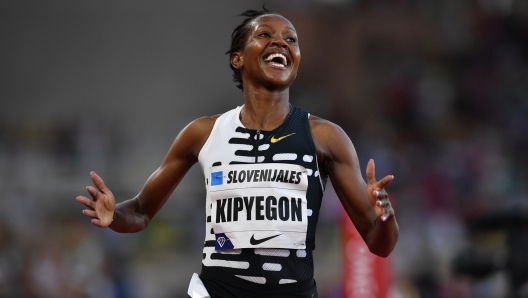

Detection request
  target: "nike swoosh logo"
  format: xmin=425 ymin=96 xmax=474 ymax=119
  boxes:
xmin=250 ymin=233 xmax=282 ymax=245
xmin=270 ymin=133 xmax=295 ymax=143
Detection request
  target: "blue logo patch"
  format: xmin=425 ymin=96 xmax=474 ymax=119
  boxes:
xmin=215 ymin=233 xmax=234 ymax=250
xmin=211 ymin=171 xmax=223 ymax=186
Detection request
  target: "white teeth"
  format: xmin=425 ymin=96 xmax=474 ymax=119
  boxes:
xmin=264 ymin=53 xmax=288 ymax=66
xmin=269 ymin=62 xmax=285 ymax=68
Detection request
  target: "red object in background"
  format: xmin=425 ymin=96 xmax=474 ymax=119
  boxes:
xmin=341 ymin=209 xmax=393 ymax=298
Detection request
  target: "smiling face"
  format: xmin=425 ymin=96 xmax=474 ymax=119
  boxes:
xmin=231 ymin=14 xmax=301 ymax=91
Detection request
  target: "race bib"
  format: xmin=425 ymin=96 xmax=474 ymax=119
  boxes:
xmin=209 ymin=163 xmax=308 ymax=250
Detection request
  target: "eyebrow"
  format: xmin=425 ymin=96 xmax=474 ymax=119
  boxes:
xmin=257 ymin=24 xmax=297 ymax=32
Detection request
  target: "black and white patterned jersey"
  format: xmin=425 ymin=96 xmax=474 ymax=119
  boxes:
xmin=197 ymin=105 xmax=325 ymax=295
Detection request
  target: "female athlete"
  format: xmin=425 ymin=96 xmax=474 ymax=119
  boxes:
xmin=76 ymin=7 xmax=399 ymax=298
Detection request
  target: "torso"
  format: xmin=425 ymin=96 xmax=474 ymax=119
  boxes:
xmin=197 ymin=105 xmax=326 ymax=294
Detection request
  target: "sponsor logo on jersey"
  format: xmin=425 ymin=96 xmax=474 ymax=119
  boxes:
xmin=250 ymin=233 xmax=282 ymax=245
xmin=270 ymin=133 xmax=296 ymax=143
xmin=211 ymin=171 xmax=223 ymax=186
xmin=225 ymin=168 xmax=302 ymax=184
xmin=217 ymin=236 xmax=226 ymax=247
xmin=214 ymin=233 xmax=234 ymax=250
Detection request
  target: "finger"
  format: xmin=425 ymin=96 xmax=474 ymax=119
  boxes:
xmin=90 ymin=171 xmax=110 ymax=194
xmin=82 ymin=209 xmax=98 ymax=219
xmin=366 ymin=159 xmax=376 ymax=185
xmin=76 ymin=196 xmax=95 ymax=209
xmin=375 ymin=174 xmax=394 ymax=189
xmin=91 ymin=218 xmax=104 ymax=228
xmin=86 ymin=186 xmax=100 ymax=201
xmin=381 ymin=209 xmax=393 ymax=222
xmin=376 ymin=198 xmax=390 ymax=208
xmin=373 ymin=190 xmax=388 ymax=199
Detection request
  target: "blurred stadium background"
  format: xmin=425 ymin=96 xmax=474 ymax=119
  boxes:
xmin=1 ymin=0 xmax=528 ymax=297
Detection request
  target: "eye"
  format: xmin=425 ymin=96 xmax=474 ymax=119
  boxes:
xmin=286 ymin=37 xmax=297 ymax=43
xmin=259 ymin=32 xmax=271 ymax=38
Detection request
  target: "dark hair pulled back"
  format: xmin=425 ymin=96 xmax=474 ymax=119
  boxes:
xmin=226 ymin=6 xmax=279 ymax=90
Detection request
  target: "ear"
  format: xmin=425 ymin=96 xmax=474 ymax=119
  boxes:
xmin=231 ymin=52 xmax=243 ymax=70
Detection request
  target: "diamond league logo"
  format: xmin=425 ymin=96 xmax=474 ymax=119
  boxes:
xmin=217 ymin=236 xmax=226 ymax=247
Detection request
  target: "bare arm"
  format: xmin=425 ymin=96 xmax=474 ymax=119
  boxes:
xmin=76 ymin=116 xmax=217 ymax=233
xmin=311 ymin=116 xmax=399 ymax=257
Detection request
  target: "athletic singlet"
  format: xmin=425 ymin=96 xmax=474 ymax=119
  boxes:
xmin=197 ymin=105 xmax=325 ymax=296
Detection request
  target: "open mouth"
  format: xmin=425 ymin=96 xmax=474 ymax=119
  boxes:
xmin=263 ymin=53 xmax=288 ymax=68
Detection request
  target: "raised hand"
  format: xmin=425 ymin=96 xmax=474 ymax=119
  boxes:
xmin=76 ymin=171 xmax=116 ymax=228
xmin=366 ymin=159 xmax=394 ymax=222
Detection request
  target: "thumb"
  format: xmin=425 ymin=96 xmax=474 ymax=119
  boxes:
xmin=90 ymin=171 xmax=111 ymax=194
xmin=366 ymin=159 xmax=376 ymax=185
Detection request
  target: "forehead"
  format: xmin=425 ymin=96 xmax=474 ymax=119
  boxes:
xmin=249 ymin=14 xmax=296 ymax=32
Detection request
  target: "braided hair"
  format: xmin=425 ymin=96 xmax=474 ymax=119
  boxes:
xmin=226 ymin=6 xmax=280 ymax=90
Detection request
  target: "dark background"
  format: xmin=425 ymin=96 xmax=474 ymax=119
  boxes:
xmin=1 ymin=0 xmax=527 ymax=297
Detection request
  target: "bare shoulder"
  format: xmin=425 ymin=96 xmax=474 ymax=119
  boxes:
xmin=185 ymin=114 xmax=221 ymax=136
xmin=309 ymin=114 xmax=348 ymax=143
xmin=170 ymin=114 xmax=222 ymax=159
xmin=309 ymin=114 xmax=356 ymax=170
xmin=309 ymin=114 xmax=337 ymax=128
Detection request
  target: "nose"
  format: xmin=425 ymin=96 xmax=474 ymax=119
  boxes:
xmin=270 ymin=36 xmax=288 ymax=48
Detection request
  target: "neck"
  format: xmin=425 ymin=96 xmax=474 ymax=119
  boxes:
xmin=240 ymin=85 xmax=291 ymax=131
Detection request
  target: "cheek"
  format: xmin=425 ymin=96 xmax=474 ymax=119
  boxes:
xmin=245 ymin=39 xmax=257 ymax=49
xmin=245 ymin=38 xmax=263 ymax=54
xmin=293 ymin=49 xmax=301 ymax=64
xmin=242 ymin=47 xmax=261 ymax=67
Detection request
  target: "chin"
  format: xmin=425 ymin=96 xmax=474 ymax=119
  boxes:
xmin=263 ymin=74 xmax=296 ymax=90
xmin=262 ymin=81 xmax=293 ymax=92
